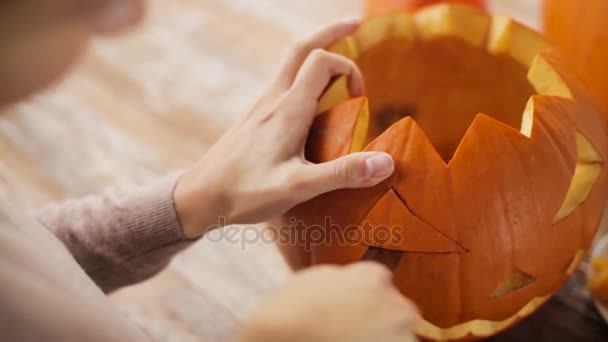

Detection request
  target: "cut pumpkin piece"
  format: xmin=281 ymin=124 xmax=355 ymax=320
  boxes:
xmin=414 ymin=3 xmax=490 ymax=47
xmin=317 ymin=76 xmax=350 ymax=114
xmin=554 ymin=132 xmax=604 ymax=223
xmin=359 ymin=189 xmax=465 ymax=253
xmin=307 ymin=97 xmax=370 ymax=163
xmin=328 ymin=36 xmax=359 ymax=60
xmin=353 ymin=13 xmax=416 ymax=53
xmin=487 ymin=16 xmax=547 ymax=67
xmin=528 ymin=54 xmax=573 ymax=98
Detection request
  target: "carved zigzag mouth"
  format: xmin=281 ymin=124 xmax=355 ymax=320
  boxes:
xmin=352 ymin=47 xmax=576 ymax=168
xmin=358 ymin=50 xmax=579 ymax=169
xmin=319 ymin=3 xmax=597 ymax=167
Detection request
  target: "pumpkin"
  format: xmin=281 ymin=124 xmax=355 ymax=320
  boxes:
xmin=544 ymin=0 xmax=608 ymax=116
xmin=364 ymin=0 xmax=486 ymax=17
xmin=274 ymin=4 xmax=608 ymax=341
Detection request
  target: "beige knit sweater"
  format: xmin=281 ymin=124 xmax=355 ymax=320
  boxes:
xmin=0 ymin=174 xmax=190 ymax=341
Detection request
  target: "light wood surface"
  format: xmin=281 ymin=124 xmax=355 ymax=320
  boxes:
xmin=1 ymin=0 xmax=605 ymax=341
xmin=1 ymin=1 xmax=361 ymax=341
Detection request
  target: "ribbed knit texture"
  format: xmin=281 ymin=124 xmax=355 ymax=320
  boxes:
xmin=35 ymin=173 xmax=192 ymax=293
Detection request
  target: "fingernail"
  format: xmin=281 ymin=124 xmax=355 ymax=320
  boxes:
xmin=365 ymin=153 xmax=394 ymax=178
xmin=94 ymin=0 xmax=140 ymax=34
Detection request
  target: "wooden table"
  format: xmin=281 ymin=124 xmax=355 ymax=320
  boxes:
xmin=1 ymin=0 xmax=606 ymax=341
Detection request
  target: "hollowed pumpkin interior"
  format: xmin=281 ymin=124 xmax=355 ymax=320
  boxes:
xmin=356 ymin=37 xmax=535 ymax=162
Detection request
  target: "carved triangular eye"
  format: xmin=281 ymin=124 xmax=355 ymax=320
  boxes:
xmin=358 ymin=189 xmax=465 ymax=253
xmin=491 ymin=266 xmax=536 ymax=298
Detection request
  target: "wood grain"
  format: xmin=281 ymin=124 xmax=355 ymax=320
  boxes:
xmin=1 ymin=0 xmax=605 ymax=341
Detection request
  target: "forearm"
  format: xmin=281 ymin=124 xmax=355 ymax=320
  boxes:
xmin=35 ymin=173 xmax=192 ymax=293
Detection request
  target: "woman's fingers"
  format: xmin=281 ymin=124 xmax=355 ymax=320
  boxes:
xmin=274 ymin=19 xmax=360 ymax=91
xmin=285 ymin=49 xmax=364 ymax=115
xmin=292 ymin=152 xmax=395 ymax=202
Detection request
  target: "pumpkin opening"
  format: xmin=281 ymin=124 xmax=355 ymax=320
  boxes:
xmin=356 ymin=36 xmax=535 ymax=162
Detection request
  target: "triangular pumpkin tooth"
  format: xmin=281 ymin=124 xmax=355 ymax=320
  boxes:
xmin=364 ymin=115 xmax=447 ymax=169
xmin=487 ymin=16 xmax=547 ymax=67
xmin=307 ymin=97 xmax=369 ymax=163
xmin=449 ymin=113 xmax=530 ymax=167
xmin=414 ymin=3 xmax=490 ymax=47
xmin=359 ymin=189 xmax=465 ymax=253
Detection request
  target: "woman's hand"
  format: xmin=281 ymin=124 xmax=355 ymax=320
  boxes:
xmin=241 ymin=263 xmax=419 ymax=342
xmin=175 ymin=20 xmax=395 ymax=239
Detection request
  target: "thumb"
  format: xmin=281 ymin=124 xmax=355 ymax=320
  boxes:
xmin=299 ymin=152 xmax=394 ymax=200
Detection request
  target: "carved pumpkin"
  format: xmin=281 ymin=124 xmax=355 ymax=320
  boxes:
xmin=364 ymin=0 xmax=486 ymax=17
xmin=274 ymin=4 xmax=608 ymax=341
xmin=544 ymin=0 xmax=608 ymax=116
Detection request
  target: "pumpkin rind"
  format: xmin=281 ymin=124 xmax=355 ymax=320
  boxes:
xmin=544 ymin=0 xmax=608 ymax=116
xmin=307 ymin=97 xmax=370 ymax=161
xmin=275 ymin=5 xmax=608 ymax=341
xmin=414 ymin=4 xmax=489 ymax=47
xmin=364 ymin=0 xmax=486 ymax=17
xmin=487 ymin=16 xmax=547 ymax=67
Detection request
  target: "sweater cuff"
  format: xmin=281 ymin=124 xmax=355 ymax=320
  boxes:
xmin=120 ymin=172 xmax=187 ymax=252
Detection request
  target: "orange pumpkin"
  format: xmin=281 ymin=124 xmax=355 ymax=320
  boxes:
xmin=544 ymin=0 xmax=608 ymax=116
xmin=274 ymin=4 xmax=608 ymax=341
xmin=364 ymin=0 xmax=486 ymax=17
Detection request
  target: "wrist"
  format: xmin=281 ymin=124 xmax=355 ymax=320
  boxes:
xmin=173 ymin=168 xmax=228 ymax=239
